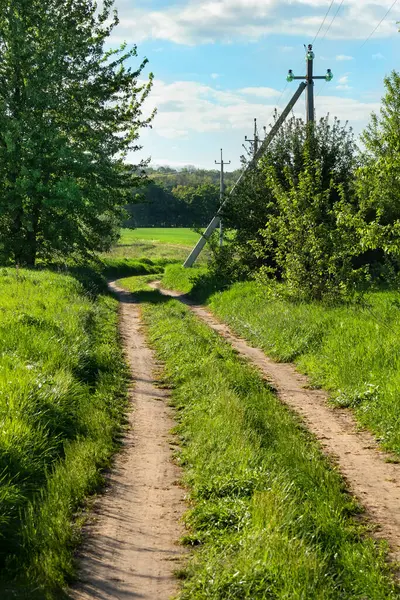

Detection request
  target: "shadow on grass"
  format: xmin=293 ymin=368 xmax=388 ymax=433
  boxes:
xmin=110 ymin=286 xmax=171 ymax=307
xmin=186 ymin=271 xmax=231 ymax=305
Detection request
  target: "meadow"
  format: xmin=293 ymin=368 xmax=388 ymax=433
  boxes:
xmin=104 ymin=228 xmax=206 ymax=264
xmin=0 ymin=268 xmax=128 ymax=598
xmin=2 ymin=228 xmax=400 ymax=598
xmin=118 ymin=274 xmax=398 ymax=599
xmin=119 ymin=227 xmax=201 ymax=246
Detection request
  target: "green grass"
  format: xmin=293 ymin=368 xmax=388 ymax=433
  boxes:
xmin=0 ymin=268 xmax=128 ymax=598
xmin=208 ymin=281 xmax=400 ymax=457
xmin=100 ymin=256 xmax=164 ymax=279
xmin=119 ymin=227 xmax=201 ymax=246
xmin=160 ymin=266 xmax=400 ymax=457
xmin=102 ymin=228 xmax=210 ymax=265
xmin=161 ymin=263 xmax=209 ymax=295
xmin=118 ymin=275 xmax=398 ymax=599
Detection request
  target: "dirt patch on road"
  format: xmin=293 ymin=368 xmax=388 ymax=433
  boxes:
xmin=71 ymin=282 xmax=186 ymax=600
xmin=150 ymin=281 xmax=400 ymax=563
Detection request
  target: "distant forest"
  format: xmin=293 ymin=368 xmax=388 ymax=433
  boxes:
xmin=125 ymin=166 xmax=241 ymax=227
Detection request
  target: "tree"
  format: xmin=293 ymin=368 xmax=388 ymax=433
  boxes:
xmin=0 ymin=0 xmax=153 ymax=266
xmin=353 ymin=71 xmax=400 ymax=270
xmin=219 ymin=115 xmax=357 ymax=287
xmin=173 ymin=183 xmax=219 ymax=226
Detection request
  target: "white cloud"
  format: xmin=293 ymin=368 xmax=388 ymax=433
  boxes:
xmin=372 ymin=52 xmax=385 ymax=60
xmin=211 ymin=73 xmax=220 ymax=79
xmin=112 ymin=0 xmax=400 ymax=45
xmin=336 ymin=74 xmax=352 ymax=90
xmin=239 ymin=87 xmax=281 ymax=98
xmin=142 ymin=78 xmax=378 ymax=141
xmin=336 ymin=54 xmax=354 ymax=61
xmin=337 ymin=75 xmax=350 ymax=85
xmin=317 ymin=95 xmax=379 ymax=123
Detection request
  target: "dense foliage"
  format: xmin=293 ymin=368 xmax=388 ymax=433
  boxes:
xmin=212 ymin=75 xmax=400 ymax=299
xmin=0 ymin=0 xmax=152 ymax=266
xmin=125 ymin=166 xmax=239 ymax=227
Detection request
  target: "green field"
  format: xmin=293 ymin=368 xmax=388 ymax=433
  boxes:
xmin=102 ymin=228 xmax=207 ymax=264
xmin=119 ymin=228 xmax=200 ymax=246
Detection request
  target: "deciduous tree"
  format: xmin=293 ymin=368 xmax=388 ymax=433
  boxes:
xmin=0 ymin=0 xmax=153 ymax=265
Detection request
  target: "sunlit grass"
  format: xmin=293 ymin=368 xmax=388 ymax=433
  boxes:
xmin=0 ymin=268 xmax=128 ymax=598
xmin=119 ymin=227 xmax=201 ymax=246
xmin=160 ymin=266 xmax=400 ymax=457
xmin=208 ymin=282 xmax=400 ymax=456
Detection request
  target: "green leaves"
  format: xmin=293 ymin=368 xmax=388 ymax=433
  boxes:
xmin=0 ymin=0 xmax=153 ymax=265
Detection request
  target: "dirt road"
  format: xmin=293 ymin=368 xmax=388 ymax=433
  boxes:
xmin=150 ymin=281 xmax=400 ymax=563
xmin=71 ymin=282 xmax=185 ymax=600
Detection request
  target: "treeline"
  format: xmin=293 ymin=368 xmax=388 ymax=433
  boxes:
xmin=125 ymin=167 xmax=240 ymax=227
xmin=211 ymin=71 xmax=400 ymax=301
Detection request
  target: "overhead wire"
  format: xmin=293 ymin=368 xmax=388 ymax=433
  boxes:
xmin=319 ymin=0 xmax=345 ymax=41
xmin=359 ymin=0 xmax=399 ymax=49
xmin=312 ymin=0 xmax=336 ymax=44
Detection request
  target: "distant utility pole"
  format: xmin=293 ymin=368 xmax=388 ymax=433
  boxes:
xmin=215 ymin=148 xmax=231 ymax=247
xmin=244 ymin=118 xmax=260 ymax=158
xmin=287 ymin=44 xmax=333 ymax=123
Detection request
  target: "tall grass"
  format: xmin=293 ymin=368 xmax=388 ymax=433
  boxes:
xmin=119 ymin=275 xmax=398 ymax=598
xmin=0 ymin=268 xmax=128 ymax=598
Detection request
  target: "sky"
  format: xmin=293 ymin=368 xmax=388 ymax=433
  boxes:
xmin=112 ymin=0 xmax=400 ymax=170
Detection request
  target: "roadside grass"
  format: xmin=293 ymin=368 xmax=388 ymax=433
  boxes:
xmin=160 ymin=266 xmax=400 ymax=457
xmin=161 ymin=263 xmax=209 ymax=295
xmin=0 ymin=268 xmax=128 ymax=598
xmin=100 ymin=256 xmax=164 ymax=279
xmin=208 ymin=281 xmax=400 ymax=457
xmin=119 ymin=274 xmax=398 ymax=599
xmin=119 ymin=227 xmax=201 ymax=246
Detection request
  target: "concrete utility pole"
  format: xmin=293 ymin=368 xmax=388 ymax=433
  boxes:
xmin=215 ymin=148 xmax=231 ymax=247
xmin=287 ymin=44 xmax=333 ymax=123
xmin=244 ymin=118 xmax=260 ymax=158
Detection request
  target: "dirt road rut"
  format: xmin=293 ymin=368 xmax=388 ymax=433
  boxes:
xmin=71 ymin=282 xmax=185 ymax=600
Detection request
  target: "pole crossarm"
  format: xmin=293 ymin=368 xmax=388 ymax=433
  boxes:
xmin=287 ymin=44 xmax=333 ymax=124
xmin=183 ymin=81 xmax=307 ymax=268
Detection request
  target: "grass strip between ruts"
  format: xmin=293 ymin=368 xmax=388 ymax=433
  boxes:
xmin=119 ymin=275 xmax=398 ymax=599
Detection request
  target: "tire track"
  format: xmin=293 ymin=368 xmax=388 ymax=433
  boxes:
xmin=71 ymin=282 xmax=186 ymax=600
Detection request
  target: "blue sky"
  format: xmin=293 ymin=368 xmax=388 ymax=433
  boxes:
xmin=112 ymin=0 xmax=400 ymax=170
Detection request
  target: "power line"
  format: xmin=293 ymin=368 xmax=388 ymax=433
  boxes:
xmin=320 ymin=0 xmax=345 ymax=41
xmin=359 ymin=0 xmax=399 ymax=49
xmin=312 ymin=0 xmax=336 ymax=44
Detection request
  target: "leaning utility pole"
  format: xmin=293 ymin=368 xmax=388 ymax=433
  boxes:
xmin=183 ymin=45 xmax=333 ymax=267
xmin=287 ymin=44 xmax=333 ymax=123
xmin=215 ymin=149 xmax=231 ymax=246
